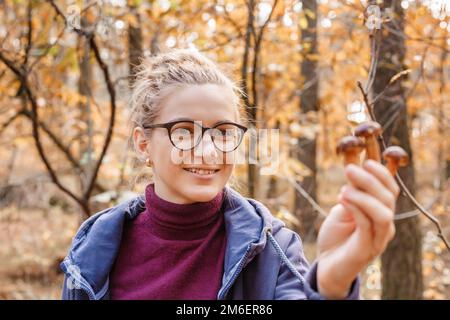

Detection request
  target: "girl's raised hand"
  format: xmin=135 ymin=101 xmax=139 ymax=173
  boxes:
xmin=315 ymin=159 xmax=400 ymax=299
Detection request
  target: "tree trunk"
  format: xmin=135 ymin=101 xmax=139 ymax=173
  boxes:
xmin=128 ymin=4 xmax=143 ymax=87
xmin=77 ymin=13 xmax=93 ymax=193
xmin=372 ymin=0 xmax=423 ymax=299
xmin=437 ymin=39 xmax=447 ymax=206
xmin=242 ymin=0 xmax=258 ymax=198
xmin=295 ymin=0 xmax=319 ymax=242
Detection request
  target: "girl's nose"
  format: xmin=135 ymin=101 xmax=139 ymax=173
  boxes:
xmin=200 ymin=132 xmax=219 ymax=163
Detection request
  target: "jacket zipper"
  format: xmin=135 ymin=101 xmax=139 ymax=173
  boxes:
xmin=217 ymin=228 xmax=272 ymax=300
xmin=217 ymin=245 xmax=251 ymax=300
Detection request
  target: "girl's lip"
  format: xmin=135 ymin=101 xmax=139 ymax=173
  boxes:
xmin=182 ymin=168 xmax=220 ymax=179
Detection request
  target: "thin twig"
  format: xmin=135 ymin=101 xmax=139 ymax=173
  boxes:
xmin=356 ymin=82 xmax=450 ymax=251
xmin=284 ymin=176 xmax=328 ymax=218
xmin=252 ymin=162 xmax=328 ymax=218
xmin=365 ymin=30 xmax=381 ymax=93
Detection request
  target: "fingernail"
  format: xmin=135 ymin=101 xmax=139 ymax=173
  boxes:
xmin=346 ymin=164 xmax=359 ymax=173
xmin=342 ymin=187 xmax=352 ymax=200
xmin=364 ymin=159 xmax=376 ymax=168
xmin=345 ymin=166 xmax=353 ymax=175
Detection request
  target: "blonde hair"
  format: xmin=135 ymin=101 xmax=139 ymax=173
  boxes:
xmin=126 ymin=48 xmax=244 ymax=189
xmin=128 ymin=48 xmax=243 ymax=136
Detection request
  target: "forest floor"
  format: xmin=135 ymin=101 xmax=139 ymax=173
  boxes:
xmin=0 ymin=168 xmax=449 ymax=299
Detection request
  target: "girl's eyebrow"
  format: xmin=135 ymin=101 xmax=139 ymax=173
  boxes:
xmin=211 ymin=120 xmax=237 ymax=126
xmin=167 ymin=117 xmax=236 ymax=126
xmin=167 ymin=117 xmax=194 ymax=122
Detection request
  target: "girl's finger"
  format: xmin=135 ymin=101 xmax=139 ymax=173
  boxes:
xmin=342 ymin=186 xmax=395 ymax=253
xmin=339 ymin=199 xmax=371 ymax=238
xmin=345 ymin=164 xmax=396 ymax=211
xmin=339 ymin=199 xmax=374 ymax=259
xmin=363 ymin=160 xmax=400 ymax=197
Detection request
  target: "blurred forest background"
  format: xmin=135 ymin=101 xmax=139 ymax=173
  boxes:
xmin=0 ymin=0 xmax=449 ymax=299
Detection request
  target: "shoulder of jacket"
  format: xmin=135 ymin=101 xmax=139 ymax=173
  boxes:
xmin=74 ymin=195 xmax=144 ymax=241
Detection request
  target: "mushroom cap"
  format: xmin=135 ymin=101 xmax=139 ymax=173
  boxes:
xmin=354 ymin=121 xmax=382 ymax=138
xmin=336 ymin=136 xmax=366 ymax=155
xmin=382 ymin=146 xmax=409 ymax=166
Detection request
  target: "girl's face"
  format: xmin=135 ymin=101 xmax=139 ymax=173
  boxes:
xmin=133 ymin=84 xmax=240 ymax=204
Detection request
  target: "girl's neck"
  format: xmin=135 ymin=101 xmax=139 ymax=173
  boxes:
xmin=142 ymin=183 xmax=225 ymax=240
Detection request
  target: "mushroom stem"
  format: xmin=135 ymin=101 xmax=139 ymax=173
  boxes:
xmin=385 ymin=159 xmax=398 ymax=176
xmin=366 ymin=135 xmax=381 ymax=162
xmin=354 ymin=121 xmax=382 ymax=162
xmin=345 ymin=152 xmax=361 ymax=166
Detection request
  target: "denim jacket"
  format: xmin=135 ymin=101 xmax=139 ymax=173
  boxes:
xmin=60 ymin=187 xmax=359 ymax=300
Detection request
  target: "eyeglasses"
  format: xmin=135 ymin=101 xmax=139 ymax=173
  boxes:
xmin=142 ymin=120 xmax=248 ymax=152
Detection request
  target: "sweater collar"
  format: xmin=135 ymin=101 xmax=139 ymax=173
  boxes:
xmin=143 ymin=183 xmax=225 ymax=240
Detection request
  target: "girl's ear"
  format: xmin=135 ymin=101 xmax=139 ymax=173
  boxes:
xmin=133 ymin=126 xmax=150 ymax=161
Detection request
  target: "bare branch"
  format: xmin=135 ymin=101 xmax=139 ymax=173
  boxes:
xmin=46 ymin=0 xmax=117 ymax=211
xmin=19 ymin=109 xmax=107 ymax=193
xmin=23 ymin=0 xmax=33 ymax=66
xmin=0 ymin=51 xmax=88 ymax=213
xmin=0 ymin=111 xmax=22 ymax=136
xmin=357 ymin=82 xmax=450 ymax=251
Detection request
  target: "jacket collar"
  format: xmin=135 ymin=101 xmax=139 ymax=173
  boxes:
xmin=61 ymin=186 xmax=285 ymax=299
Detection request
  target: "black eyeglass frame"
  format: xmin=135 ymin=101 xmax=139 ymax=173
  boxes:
xmin=142 ymin=120 xmax=248 ymax=152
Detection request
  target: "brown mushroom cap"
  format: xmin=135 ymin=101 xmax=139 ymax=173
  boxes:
xmin=382 ymin=146 xmax=409 ymax=166
xmin=354 ymin=121 xmax=382 ymax=138
xmin=336 ymin=136 xmax=366 ymax=155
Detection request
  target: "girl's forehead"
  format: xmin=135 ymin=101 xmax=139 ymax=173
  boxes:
xmin=157 ymin=84 xmax=238 ymax=123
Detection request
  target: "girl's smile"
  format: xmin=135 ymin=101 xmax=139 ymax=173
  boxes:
xmin=182 ymin=166 xmax=221 ymax=176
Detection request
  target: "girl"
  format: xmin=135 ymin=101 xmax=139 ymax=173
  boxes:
xmin=61 ymin=48 xmax=399 ymax=300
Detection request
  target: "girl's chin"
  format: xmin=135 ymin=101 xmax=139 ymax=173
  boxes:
xmin=180 ymin=185 xmax=223 ymax=203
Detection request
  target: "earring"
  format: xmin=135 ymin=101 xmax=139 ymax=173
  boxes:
xmin=145 ymin=158 xmax=152 ymax=167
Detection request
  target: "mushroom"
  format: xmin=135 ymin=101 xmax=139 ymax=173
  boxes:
xmin=336 ymin=136 xmax=366 ymax=165
xmin=354 ymin=121 xmax=382 ymax=162
xmin=382 ymin=146 xmax=409 ymax=176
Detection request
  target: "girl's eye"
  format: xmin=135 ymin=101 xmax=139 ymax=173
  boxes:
xmin=171 ymin=122 xmax=195 ymax=134
xmin=173 ymin=128 xmax=192 ymax=135
xmin=170 ymin=124 xmax=197 ymax=150
xmin=212 ymin=128 xmax=237 ymax=139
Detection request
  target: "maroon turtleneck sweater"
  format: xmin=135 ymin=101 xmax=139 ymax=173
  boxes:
xmin=109 ymin=184 xmax=227 ymax=300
